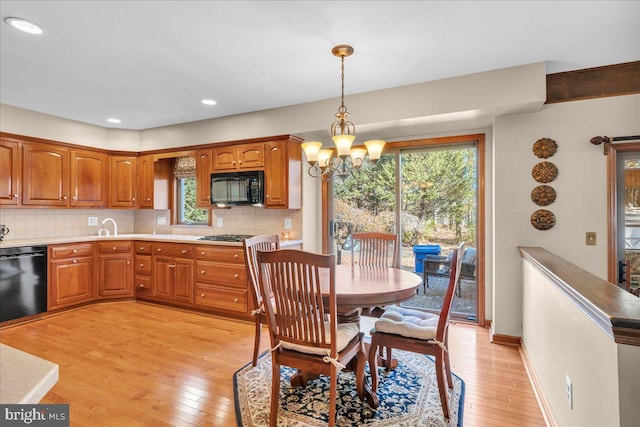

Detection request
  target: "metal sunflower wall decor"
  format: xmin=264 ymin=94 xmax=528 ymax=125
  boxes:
xmin=531 ymin=209 xmax=556 ymax=230
xmin=531 ymin=185 xmax=556 ymax=206
xmin=532 ymin=137 xmax=557 ymax=158
xmin=532 ymin=161 xmax=558 ymax=183
xmin=530 ymin=138 xmax=558 ymax=230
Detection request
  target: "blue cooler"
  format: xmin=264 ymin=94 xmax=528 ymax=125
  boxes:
xmin=413 ymin=245 xmax=441 ymax=273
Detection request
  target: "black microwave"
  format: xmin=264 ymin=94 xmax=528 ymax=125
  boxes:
xmin=210 ymin=170 xmax=264 ymax=206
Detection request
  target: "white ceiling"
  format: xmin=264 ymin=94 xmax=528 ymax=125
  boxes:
xmin=1 ymin=1 xmax=638 ymax=131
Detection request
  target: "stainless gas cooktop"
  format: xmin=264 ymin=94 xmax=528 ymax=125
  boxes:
xmin=198 ymin=234 xmax=253 ymax=242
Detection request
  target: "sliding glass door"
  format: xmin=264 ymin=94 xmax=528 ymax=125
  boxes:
xmin=328 ymin=135 xmax=483 ymax=322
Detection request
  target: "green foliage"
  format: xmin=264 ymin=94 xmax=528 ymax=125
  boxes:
xmin=181 ymin=178 xmax=208 ymax=224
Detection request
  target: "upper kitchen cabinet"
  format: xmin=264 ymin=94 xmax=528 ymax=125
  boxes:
xmin=196 ymin=148 xmax=212 ymax=207
xmin=70 ymin=149 xmax=108 ymax=207
xmin=212 ymin=143 xmax=264 ymax=171
xmin=22 ymin=142 xmax=70 ymax=207
xmin=0 ymin=137 xmax=20 ymax=205
xmin=137 ymin=154 xmax=154 ymax=209
xmin=264 ymin=137 xmax=302 ymax=209
xmin=109 ymin=155 xmax=137 ymax=208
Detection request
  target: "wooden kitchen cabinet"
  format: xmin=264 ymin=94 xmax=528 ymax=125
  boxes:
xmin=212 ymin=143 xmax=264 ymax=171
xmin=151 ymin=243 xmax=194 ymax=303
xmin=264 ymin=138 xmax=302 ymax=209
xmin=97 ymin=241 xmax=134 ymax=298
xmin=48 ymin=243 xmax=96 ymax=310
xmin=134 ymin=242 xmax=153 ymax=296
xmin=194 ymin=245 xmax=248 ymax=314
xmin=0 ymin=137 xmax=20 ymax=205
xmin=195 ymin=148 xmax=212 ymax=207
xmin=109 ymin=155 xmax=137 ymax=207
xmin=70 ymin=149 xmax=108 ymax=207
xmin=137 ymin=154 xmax=154 ymax=208
xmin=22 ymin=142 xmax=70 ymax=206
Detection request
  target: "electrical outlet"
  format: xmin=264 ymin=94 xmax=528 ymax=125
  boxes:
xmin=586 ymin=232 xmax=596 ymax=246
xmin=217 ymin=217 xmax=223 ymax=227
xmin=565 ymin=375 xmax=573 ymax=409
xmin=157 ymin=216 xmax=166 ymax=225
xmin=88 ymin=216 xmax=98 ymax=226
xmin=284 ymin=218 xmax=291 ymax=230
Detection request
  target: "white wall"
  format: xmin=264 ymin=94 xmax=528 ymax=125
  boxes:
xmin=493 ymin=94 xmax=640 ymax=336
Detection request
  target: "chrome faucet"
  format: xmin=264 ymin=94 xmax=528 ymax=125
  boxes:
xmin=102 ymin=218 xmax=118 ymax=237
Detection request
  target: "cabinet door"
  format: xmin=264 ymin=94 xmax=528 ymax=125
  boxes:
xmin=174 ymin=259 xmax=194 ymax=303
xmin=137 ymin=155 xmax=154 ymax=208
xmin=49 ymin=257 xmax=95 ymax=309
xmin=98 ymin=255 xmax=133 ymax=297
xmin=196 ymin=148 xmax=212 ymax=207
xmin=153 ymin=257 xmax=173 ymax=299
xmin=237 ymin=143 xmax=264 ymax=169
xmin=212 ymin=146 xmax=238 ymax=171
xmin=0 ymin=138 xmax=20 ymax=205
xmin=71 ymin=149 xmax=108 ymax=207
xmin=264 ymin=141 xmax=288 ymax=208
xmin=110 ymin=156 xmax=137 ymax=207
xmin=22 ymin=143 xmax=70 ymax=206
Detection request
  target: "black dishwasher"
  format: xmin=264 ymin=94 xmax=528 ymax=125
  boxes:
xmin=0 ymin=245 xmax=47 ymax=322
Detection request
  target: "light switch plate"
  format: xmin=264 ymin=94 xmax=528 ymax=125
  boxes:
xmin=88 ymin=217 xmax=98 ymax=226
xmin=217 ymin=217 xmax=223 ymax=227
xmin=586 ymin=232 xmax=596 ymax=246
xmin=157 ymin=216 xmax=166 ymax=225
xmin=284 ymin=218 xmax=291 ymax=229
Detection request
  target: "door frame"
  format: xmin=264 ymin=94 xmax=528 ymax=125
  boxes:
xmin=607 ymin=142 xmax=640 ymax=283
xmin=321 ymin=133 xmax=485 ymax=326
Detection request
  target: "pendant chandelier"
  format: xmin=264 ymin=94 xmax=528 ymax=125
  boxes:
xmin=301 ymin=45 xmax=385 ymax=181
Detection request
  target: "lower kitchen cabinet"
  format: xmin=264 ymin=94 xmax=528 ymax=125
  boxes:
xmin=194 ymin=245 xmax=248 ymax=314
xmin=151 ymin=243 xmax=194 ymax=303
xmin=97 ymin=241 xmax=134 ymax=298
xmin=48 ymin=243 xmax=95 ymax=310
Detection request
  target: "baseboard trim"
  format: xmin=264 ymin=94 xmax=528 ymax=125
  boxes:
xmin=520 ymin=342 xmax=557 ymax=427
xmin=490 ymin=332 xmax=521 ymax=346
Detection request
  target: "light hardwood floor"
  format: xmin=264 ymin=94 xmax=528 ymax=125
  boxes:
xmin=0 ymin=302 xmax=546 ymax=426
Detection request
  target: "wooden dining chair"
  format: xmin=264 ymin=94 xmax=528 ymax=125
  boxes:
xmin=351 ymin=232 xmax=399 ymax=267
xmin=368 ymin=242 xmax=464 ymax=420
xmin=242 ymin=234 xmax=280 ymax=366
xmin=257 ymin=249 xmax=367 ymax=427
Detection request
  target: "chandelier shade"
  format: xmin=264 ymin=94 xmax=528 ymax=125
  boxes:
xmin=301 ymin=44 xmax=385 ymax=181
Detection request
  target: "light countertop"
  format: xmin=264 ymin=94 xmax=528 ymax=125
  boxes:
xmin=0 ymin=343 xmax=59 ymax=404
xmin=0 ymin=234 xmax=303 ymax=249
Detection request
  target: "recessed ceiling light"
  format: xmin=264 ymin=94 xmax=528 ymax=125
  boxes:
xmin=201 ymin=99 xmax=217 ymax=106
xmin=5 ymin=17 xmax=45 ymax=35
xmin=107 ymin=118 xmax=121 ymax=124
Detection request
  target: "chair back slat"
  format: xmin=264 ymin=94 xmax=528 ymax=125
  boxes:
xmin=436 ymin=242 xmax=464 ymax=341
xmin=258 ymin=249 xmax=336 ymax=354
xmin=351 ymin=232 xmax=398 ymax=267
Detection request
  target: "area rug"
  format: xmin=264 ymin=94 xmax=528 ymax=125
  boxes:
xmin=233 ymin=348 xmax=464 ymax=426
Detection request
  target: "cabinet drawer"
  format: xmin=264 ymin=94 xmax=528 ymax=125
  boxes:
xmin=135 ymin=242 xmax=152 ymax=255
xmin=153 ymin=243 xmax=193 ymax=258
xmin=135 ymin=275 xmax=152 ymax=295
xmin=135 ymin=255 xmax=152 ymax=275
xmin=195 ymin=245 xmax=245 ymax=263
xmin=196 ymin=261 xmax=246 ymax=287
xmin=50 ymin=243 xmax=94 ymax=259
xmin=195 ymin=284 xmax=247 ymax=313
xmin=98 ymin=241 xmax=132 ymax=254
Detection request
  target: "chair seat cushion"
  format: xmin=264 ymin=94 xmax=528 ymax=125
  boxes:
xmin=373 ymin=305 xmax=439 ymax=340
xmin=280 ymin=322 xmax=360 ymax=356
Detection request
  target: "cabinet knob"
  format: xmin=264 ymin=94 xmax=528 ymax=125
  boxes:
xmin=201 ymin=270 xmax=206 ymax=275
xmin=63 ymin=196 xmax=68 ymax=200
xmin=239 ymin=160 xmax=242 ymax=164
xmin=113 ymin=246 xmax=117 ymax=250
xmin=72 ymin=196 xmax=77 ymax=200
xmin=12 ymin=193 xmax=18 ymax=198
xmin=157 ymin=248 xmax=162 ymax=252
xmin=139 ymin=246 xmax=144 ymax=251
xmin=72 ymin=259 xmax=77 ymax=264
xmin=234 ymin=273 xmax=239 ymax=279
xmin=182 ymin=250 xmax=187 ymax=254
xmin=232 ymin=160 xmax=236 ymax=165
xmin=234 ymin=298 xmax=239 ymax=303
xmin=266 ymin=195 xmax=270 ymax=198
xmin=201 ymin=251 xmax=205 ymax=255
xmin=146 ymin=197 xmax=151 ymax=201
xmin=72 ymin=249 xmax=77 ymax=253
xmin=206 ymin=196 xmax=210 ymax=200
xmin=127 ymin=261 xmax=130 ymax=265
xmin=169 ymin=264 xmax=176 ymax=269
xmin=132 ymin=197 xmax=136 ymax=201
xmin=140 ymin=264 xmax=144 ymax=268
xmin=139 ymin=284 xmax=145 ymax=288
xmin=234 ymin=254 xmax=239 ymax=259
xmin=200 ymin=293 xmax=205 ymax=298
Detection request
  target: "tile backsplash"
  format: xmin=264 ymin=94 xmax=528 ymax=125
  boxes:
xmin=0 ymin=207 xmax=302 ymax=242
